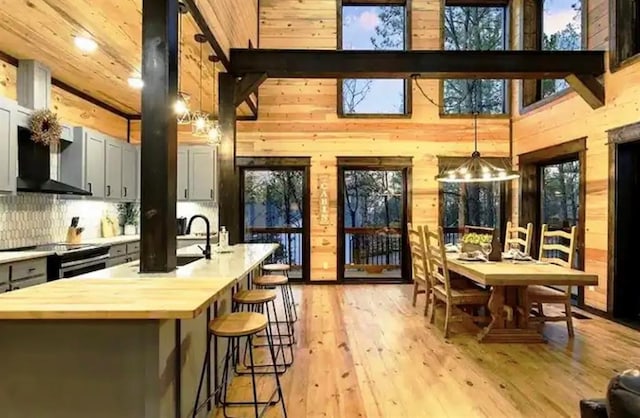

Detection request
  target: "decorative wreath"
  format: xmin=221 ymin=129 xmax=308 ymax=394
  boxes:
xmin=29 ymin=109 xmax=62 ymax=146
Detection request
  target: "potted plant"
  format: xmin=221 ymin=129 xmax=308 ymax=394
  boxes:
xmin=117 ymin=202 xmax=139 ymax=235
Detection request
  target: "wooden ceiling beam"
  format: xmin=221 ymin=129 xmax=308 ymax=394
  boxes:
xmin=234 ymin=73 xmax=267 ymax=107
xmin=565 ymin=74 xmax=605 ymax=109
xmin=228 ymin=49 xmax=606 ymax=80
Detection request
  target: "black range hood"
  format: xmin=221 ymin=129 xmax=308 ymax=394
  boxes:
xmin=17 ymin=127 xmax=91 ymax=196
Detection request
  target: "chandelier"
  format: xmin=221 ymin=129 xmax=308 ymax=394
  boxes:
xmin=205 ymin=54 xmax=221 ymax=145
xmin=191 ymin=33 xmax=210 ymax=137
xmin=435 ymin=112 xmax=519 ymax=183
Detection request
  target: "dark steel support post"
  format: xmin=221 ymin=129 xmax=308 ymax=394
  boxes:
xmin=218 ymin=73 xmax=241 ymax=244
xmin=140 ymin=0 xmax=179 ymax=272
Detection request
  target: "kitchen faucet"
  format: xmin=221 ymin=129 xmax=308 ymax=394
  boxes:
xmin=186 ymin=215 xmax=211 ymax=259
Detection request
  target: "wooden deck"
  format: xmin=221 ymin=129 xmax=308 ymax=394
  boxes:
xmin=216 ymin=284 xmax=640 ymax=417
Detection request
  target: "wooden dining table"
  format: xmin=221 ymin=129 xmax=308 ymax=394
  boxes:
xmin=446 ymin=254 xmax=598 ymax=343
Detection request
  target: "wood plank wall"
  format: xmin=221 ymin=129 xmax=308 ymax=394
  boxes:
xmin=237 ymin=0 xmax=510 ymax=281
xmin=511 ymin=0 xmax=640 ymax=311
xmin=194 ymin=0 xmax=259 ymax=56
xmin=0 ymin=58 xmax=128 ymax=139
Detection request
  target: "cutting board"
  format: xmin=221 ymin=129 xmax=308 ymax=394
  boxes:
xmin=101 ymin=216 xmax=119 ymax=237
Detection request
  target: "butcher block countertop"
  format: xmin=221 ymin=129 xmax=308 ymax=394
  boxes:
xmin=0 ymin=243 xmax=278 ymax=320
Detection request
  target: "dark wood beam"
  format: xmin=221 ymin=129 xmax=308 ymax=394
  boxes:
xmin=218 ymin=72 xmax=240 ymax=245
xmin=565 ymin=74 xmax=605 ymax=109
xmin=140 ymin=0 xmax=179 ymax=273
xmin=183 ymin=0 xmax=258 ymax=119
xmin=229 ymin=49 xmax=605 ymax=79
xmin=234 ymin=73 xmax=267 ymax=107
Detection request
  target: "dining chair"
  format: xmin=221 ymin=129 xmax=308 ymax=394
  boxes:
xmin=527 ymin=224 xmax=578 ymax=337
xmin=424 ymin=225 xmax=490 ymax=338
xmin=503 ymin=221 xmax=534 ymax=255
xmin=407 ymin=223 xmax=430 ymax=316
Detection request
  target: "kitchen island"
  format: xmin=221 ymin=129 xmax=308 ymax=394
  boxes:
xmin=0 ymin=243 xmax=278 ymax=418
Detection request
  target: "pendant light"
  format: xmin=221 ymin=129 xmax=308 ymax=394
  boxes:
xmin=435 ymin=112 xmax=519 ymax=183
xmin=191 ymin=33 xmax=209 ymax=137
xmin=176 ymin=2 xmax=191 ymax=124
xmin=206 ymin=54 xmax=222 ymax=145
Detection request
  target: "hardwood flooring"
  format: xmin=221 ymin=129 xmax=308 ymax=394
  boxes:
xmin=215 ymin=285 xmax=640 ymax=418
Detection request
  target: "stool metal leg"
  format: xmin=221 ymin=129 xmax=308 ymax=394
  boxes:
xmin=192 ymin=333 xmax=212 ymax=418
xmin=265 ymin=305 xmax=288 ymax=418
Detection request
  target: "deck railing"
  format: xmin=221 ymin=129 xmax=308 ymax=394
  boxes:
xmin=244 ymin=227 xmax=303 ymax=274
xmin=344 ymin=227 xmax=402 ymax=270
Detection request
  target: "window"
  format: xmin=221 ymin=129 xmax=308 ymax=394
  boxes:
xmin=540 ymin=0 xmax=583 ymax=97
xmin=438 ymin=157 xmax=508 ymax=244
xmin=338 ymin=1 xmax=410 ymax=116
xmin=443 ymin=6 xmax=507 ymax=115
xmin=611 ymin=0 xmax=640 ymax=68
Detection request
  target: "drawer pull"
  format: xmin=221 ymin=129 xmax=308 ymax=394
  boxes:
xmin=28 ymin=267 xmax=36 ymax=272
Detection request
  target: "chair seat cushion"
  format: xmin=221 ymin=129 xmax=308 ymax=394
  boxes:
xmin=527 ymin=285 xmax=567 ymax=301
xmin=433 ymin=284 xmax=490 ymax=304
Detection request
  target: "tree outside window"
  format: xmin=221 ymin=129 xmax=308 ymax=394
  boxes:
xmin=541 ymin=0 xmax=583 ymax=97
xmin=443 ymin=6 xmax=507 ymax=114
xmin=340 ymin=5 xmax=408 ymax=115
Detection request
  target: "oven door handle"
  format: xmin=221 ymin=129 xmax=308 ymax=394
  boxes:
xmin=60 ymin=254 xmax=110 ymax=271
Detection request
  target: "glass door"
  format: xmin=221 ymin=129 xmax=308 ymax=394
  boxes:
xmin=340 ymin=169 xmax=407 ymax=281
xmin=539 ymin=158 xmax=581 ymax=297
xmin=241 ymin=168 xmax=308 ymax=282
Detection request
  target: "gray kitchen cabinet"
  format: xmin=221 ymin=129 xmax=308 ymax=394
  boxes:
xmin=0 ymin=283 xmax=8 ymax=293
xmin=0 ymin=264 xmax=9 ymax=286
xmin=105 ymin=139 xmax=122 ymax=199
xmin=0 ymin=98 xmax=16 ymax=193
xmin=61 ymin=127 xmax=105 ymax=198
xmin=121 ymin=144 xmax=137 ymax=201
xmin=106 ymin=255 xmax=129 ymax=268
xmin=10 ymin=275 xmax=46 ymax=291
xmin=8 ymin=258 xmax=47 ymax=291
xmin=177 ymin=148 xmax=189 ymax=201
xmin=188 ymin=146 xmax=216 ymax=201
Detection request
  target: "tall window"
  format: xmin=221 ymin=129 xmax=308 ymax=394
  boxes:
xmin=338 ymin=1 xmax=410 ymax=116
xmin=438 ymin=158 xmax=507 ymax=243
xmin=443 ymin=6 xmax=507 ymax=114
xmin=541 ymin=0 xmax=583 ymax=97
xmin=611 ymin=0 xmax=640 ymax=68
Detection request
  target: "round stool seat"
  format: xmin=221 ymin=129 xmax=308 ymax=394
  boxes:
xmin=253 ymin=275 xmax=288 ymax=286
xmin=263 ymin=263 xmax=290 ymax=272
xmin=233 ymin=289 xmax=277 ymax=304
xmin=209 ymin=312 xmax=267 ymax=337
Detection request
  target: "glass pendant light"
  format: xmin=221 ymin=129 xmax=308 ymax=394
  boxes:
xmin=191 ymin=33 xmax=210 ymax=137
xmin=206 ymin=54 xmax=222 ymax=145
xmin=435 ymin=112 xmax=519 ymax=183
xmin=176 ymin=3 xmax=191 ymax=124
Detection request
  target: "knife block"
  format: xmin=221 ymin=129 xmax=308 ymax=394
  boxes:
xmin=66 ymin=227 xmax=82 ymax=244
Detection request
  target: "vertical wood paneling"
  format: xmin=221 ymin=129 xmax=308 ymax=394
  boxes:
xmin=238 ymin=0 xmax=510 ymax=281
xmin=511 ymin=0 xmax=640 ymax=311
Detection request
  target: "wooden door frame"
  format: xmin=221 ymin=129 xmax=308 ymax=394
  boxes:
xmin=237 ymin=156 xmax=311 ymax=283
xmin=606 ymin=121 xmax=640 ymax=315
xmin=336 ymin=156 xmax=413 ymax=284
xmin=518 ymin=138 xmax=586 ymax=305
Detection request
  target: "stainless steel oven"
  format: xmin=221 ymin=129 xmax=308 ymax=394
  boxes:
xmin=58 ymin=253 xmax=110 ymax=278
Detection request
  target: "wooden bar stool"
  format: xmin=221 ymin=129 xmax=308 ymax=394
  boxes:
xmin=253 ymin=274 xmax=297 ymax=347
xmin=192 ymin=312 xmax=287 ymax=418
xmin=262 ymin=263 xmax=298 ymax=323
xmin=232 ymin=289 xmax=294 ymax=372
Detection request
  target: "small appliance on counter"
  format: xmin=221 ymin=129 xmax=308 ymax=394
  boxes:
xmin=176 ymin=217 xmax=187 ymax=235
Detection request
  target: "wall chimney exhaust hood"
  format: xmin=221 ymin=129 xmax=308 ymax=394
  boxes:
xmin=15 ymin=60 xmax=91 ymax=196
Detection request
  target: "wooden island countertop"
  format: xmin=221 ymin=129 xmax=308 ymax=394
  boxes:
xmin=0 ymin=243 xmax=278 ymax=320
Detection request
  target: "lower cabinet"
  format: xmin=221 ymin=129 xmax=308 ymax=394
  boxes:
xmin=0 ymin=283 xmax=8 ymax=293
xmin=107 ymin=255 xmax=129 ymax=268
xmin=6 ymin=258 xmax=47 ymax=291
xmin=106 ymin=241 xmax=140 ymax=268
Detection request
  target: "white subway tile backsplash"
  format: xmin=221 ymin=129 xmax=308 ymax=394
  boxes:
xmin=0 ymin=194 xmax=218 ymax=249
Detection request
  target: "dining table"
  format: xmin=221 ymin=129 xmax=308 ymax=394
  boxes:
xmin=446 ymin=253 xmax=598 ymax=343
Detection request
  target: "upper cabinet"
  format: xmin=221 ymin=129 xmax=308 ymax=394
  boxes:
xmin=104 ymin=139 xmax=122 ymax=200
xmin=121 ymin=144 xmax=137 ymax=202
xmin=60 ymin=127 xmax=104 ymax=198
xmin=0 ymin=98 xmax=16 ymax=193
xmin=176 ymin=145 xmax=217 ymax=202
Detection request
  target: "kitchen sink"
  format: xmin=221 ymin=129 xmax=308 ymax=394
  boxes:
xmin=176 ymin=256 xmax=203 ymax=267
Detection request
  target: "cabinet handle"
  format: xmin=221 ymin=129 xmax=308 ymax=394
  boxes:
xmin=123 ymin=187 xmax=127 ymax=197
xmin=107 ymin=185 xmax=111 ymax=196
xmin=210 ymin=189 xmax=213 ymax=199
xmin=88 ymin=182 xmax=92 ymax=193
xmin=184 ymin=189 xmax=188 ymax=199
xmin=28 ymin=267 xmax=36 ymax=272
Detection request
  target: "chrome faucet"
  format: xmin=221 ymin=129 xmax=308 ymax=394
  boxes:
xmin=186 ymin=215 xmax=211 ymax=259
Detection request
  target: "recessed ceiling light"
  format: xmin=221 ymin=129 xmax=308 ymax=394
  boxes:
xmin=74 ymin=36 xmax=98 ymax=53
xmin=128 ymin=77 xmax=144 ymax=89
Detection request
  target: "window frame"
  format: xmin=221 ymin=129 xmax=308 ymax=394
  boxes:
xmin=609 ymin=0 xmax=640 ymax=72
xmin=520 ymin=0 xmax=587 ymax=110
xmin=439 ymin=2 xmax=511 ymax=118
xmin=336 ymin=0 xmax=413 ymax=118
xmin=437 ymin=156 xmax=511 ymax=242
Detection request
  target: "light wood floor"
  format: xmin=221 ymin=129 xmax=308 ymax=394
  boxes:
xmin=216 ymin=285 xmax=640 ymax=418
